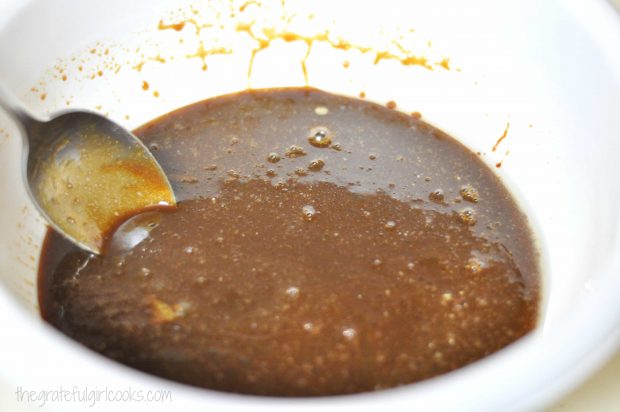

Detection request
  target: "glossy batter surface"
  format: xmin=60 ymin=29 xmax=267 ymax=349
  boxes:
xmin=39 ymin=88 xmax=539 ymax=396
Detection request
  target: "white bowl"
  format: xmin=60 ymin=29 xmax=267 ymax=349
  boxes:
xmin=1 ymin=0 xmax=619 ymax=410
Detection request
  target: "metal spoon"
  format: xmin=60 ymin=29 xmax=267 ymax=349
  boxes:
xmin=0 ymin=84 xmax=176 ymax=255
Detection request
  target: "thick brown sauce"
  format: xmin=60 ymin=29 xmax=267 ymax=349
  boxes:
xmin=39 ymin=88 xmax=539 ymax=396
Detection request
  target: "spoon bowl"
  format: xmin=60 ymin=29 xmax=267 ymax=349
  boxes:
xmin=0 ymin=85 xmax=176 ymax=254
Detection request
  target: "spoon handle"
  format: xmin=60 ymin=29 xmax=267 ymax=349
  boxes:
xmin=0 ymin=82 xmax=36 ymax=131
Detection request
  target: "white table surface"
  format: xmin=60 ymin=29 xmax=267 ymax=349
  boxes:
xmin=547 ymin=348 xmax=620 ymax=411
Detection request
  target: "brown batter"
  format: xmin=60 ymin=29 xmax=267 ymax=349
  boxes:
xmin=38 ymin=88 xmax=539 ymax=396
